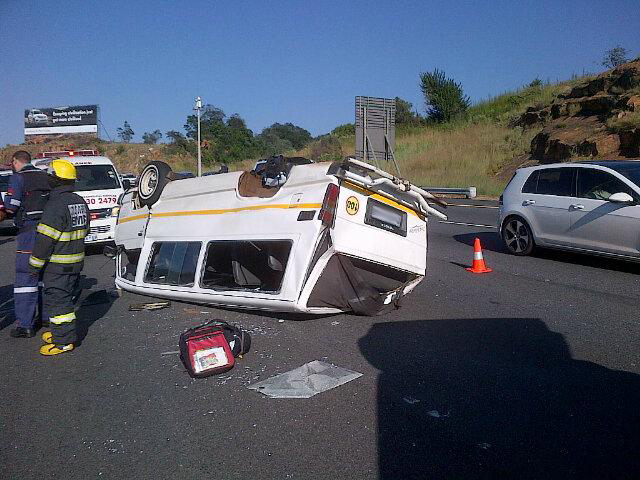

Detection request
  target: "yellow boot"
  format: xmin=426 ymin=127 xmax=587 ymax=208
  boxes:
xmin=40 ymin=344 xmax=74 ymax=356
xmin=41 ymin=332 xmax=53 ymax=344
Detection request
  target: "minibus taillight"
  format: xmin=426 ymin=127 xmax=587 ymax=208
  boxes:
xmin=319 ymin=183 xmax=340 ymax=227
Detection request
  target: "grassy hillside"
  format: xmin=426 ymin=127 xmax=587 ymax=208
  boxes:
xmin=294 ymin=78 xmax=589 ymax=196
xmin=1 ymin=76 xmax=590 ymax=197
xmin=0 ymin=138 xmax=249 ymax=176
xmin=334 ymin=78 xmax=589 ymax=196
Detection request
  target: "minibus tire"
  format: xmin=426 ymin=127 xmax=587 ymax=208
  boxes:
xmin=138 ymin=161 xmax=172 ymax=207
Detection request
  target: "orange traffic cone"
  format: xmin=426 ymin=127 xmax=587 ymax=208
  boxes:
xmin=466 ymin=237 xmax=492 ymax=274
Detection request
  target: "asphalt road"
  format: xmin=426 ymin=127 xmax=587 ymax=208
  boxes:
xmin=1 ymin=201 xmax=639 ymax=480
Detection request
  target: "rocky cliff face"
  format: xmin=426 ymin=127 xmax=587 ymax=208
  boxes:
xmin=516 ymin=60 xmax=640 ymax=162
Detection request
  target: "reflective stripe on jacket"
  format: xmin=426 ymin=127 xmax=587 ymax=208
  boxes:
xmin=29 ymin=185 xmax=89 ymax=275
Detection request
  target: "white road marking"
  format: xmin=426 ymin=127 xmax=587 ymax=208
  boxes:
xmin=438 ymin=220 xmax=497 ymax=229
xmin=446 ymin=203 xmax=499 ymax=209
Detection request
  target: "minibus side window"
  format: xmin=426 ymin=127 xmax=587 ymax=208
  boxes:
xmin=201 ymin=240 xmax=292 ymax=293
xmin=145 ymin=242 xmax=201 ymax=286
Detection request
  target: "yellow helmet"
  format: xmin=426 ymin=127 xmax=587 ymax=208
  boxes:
xmin=49 ymin=159 xmax=76 ymax=180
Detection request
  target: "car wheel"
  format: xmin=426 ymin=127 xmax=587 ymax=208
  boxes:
xmin=138 ymin=161 xmax=172 ymax=207
xmin=502 ymin=216 xmax=534 ymax=256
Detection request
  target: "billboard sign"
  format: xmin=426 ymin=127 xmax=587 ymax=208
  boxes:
xmin=24 ymin=105 xmax=98 ymax=136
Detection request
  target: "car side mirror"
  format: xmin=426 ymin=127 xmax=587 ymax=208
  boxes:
xmin=608 ymin=192 xmax=634 ymax=203
xmin=122 ymin=178 xmax=131 ymax=190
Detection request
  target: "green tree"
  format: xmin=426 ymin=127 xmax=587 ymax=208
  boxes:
xmin=142 ymin=129 xmax=162 ymax=144
xmin=224 ymin=114 xmax=258 ymax=162
xmin=601 ymin=45 xmax=630 ymax=69
xmin=395 ymin=97 xmax=422 ymax=126
xmin=184 ymin=105 xmax=257 ymax=164
xmin=116 ymin=121 xmax=134 ymax=143
xmin=165 ymin=130 xmax=194 ymax=155
xmin=309 ymin=135 xmax=342 ymax=162
xmin=256 ymin=133 xmax=293 ymax=156
xmin=419 ymin=69 xmax=470 ymax=123
xmin=528 ymin=78 xmax=543 ymax=88
xmin=331 ymin=123 xmax=355 ymax=137
xmin=258 ymin=123 xmax=312 ymax=150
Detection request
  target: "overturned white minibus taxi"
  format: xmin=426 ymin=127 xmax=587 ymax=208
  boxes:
xmin=113 ymin=156 xmax=447 ymax=315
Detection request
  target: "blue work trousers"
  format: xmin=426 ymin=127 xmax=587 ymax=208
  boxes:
xmin=14 ymin=223 xmax=43 ymax=329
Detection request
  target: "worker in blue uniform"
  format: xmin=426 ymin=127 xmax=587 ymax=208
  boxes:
xmin=0 ymin=151 xmax=50 ymax=338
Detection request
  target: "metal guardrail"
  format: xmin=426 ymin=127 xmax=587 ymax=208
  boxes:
xmin=421 ymin=186 xmax=477 ymax=199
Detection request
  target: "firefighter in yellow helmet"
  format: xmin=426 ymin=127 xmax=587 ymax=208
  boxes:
xmin=28 ymin=159 xmax=89 ymax=355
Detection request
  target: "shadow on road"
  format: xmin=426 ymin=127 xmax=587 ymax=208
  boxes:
xmin=0 ymin=284 xmax=15 ymax=330
xmin=454 ymin=231 xmax=506 ymax=253
xmin=359 ymin=318 xmax=640 ymax=479
xmin=76 ymin=276 xmax=115 ymax=345
xmin=0 ymin=236 xmax=15 ymax=246
xmin=0 ymin=275 xmax=115 ymax=342
xmin=85 ymin=244 xmax=107 ymax=257
xmin=454 ymin=232 xmax=640 ymax=274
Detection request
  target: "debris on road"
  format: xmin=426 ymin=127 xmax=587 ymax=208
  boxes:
xmin=128 ymin=301 xmax=171 ymax=311
xmin=403 ymin=396 xmax=421 ymax=405
xmin=160 ymin=350 xmax=180 ymax=356
xmin=248 ymin=360 xmax=362 ymax=398
xmin=427 ymin=409 xmax=450 ymax=418
xmin=182 ymin=307 xmax=205 ymax=315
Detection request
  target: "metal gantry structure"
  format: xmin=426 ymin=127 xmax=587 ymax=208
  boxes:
xmin=355 ymin=96 xmax=401 ymax=176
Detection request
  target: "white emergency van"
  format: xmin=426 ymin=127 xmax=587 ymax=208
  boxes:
xmin=113 ymin=156 xmax=447 ymax=316
xmin=34 ymin=150 xmax=127 ymax=244
xmin=0 ymin=169 xmax=15 ymax=229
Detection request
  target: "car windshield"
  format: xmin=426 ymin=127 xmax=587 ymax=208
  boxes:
xmin=75 ymin=165 xmax=121 ymax=191
xmin=602 ymin=164 xmax=640 ymax=189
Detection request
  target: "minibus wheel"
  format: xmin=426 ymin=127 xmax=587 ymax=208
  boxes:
xmin=138 ymin=161 xmax=172 ymax=207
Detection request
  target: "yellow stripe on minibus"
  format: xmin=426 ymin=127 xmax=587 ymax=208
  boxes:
xmin=116 ymin=203 xmax=323 ymax=222
xmin=117 ymin=213 xmax=149 ymax=224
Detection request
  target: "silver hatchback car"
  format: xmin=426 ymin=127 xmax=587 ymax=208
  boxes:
xmin=499 ymin=161 xmax=640 ymax=260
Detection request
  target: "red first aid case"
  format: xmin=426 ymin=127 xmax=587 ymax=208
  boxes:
xmin=179 ymin=322 xmax=235 ymax=378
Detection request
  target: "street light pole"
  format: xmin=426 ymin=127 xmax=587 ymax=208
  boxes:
xmin=195 ymin=96 xmax=202 ymax=177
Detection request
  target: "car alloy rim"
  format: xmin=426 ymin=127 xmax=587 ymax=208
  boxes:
xmin=504 ymin=219 xmax=529 ymax=253
xmin=140 ymin=167 xmax=157 ymax=198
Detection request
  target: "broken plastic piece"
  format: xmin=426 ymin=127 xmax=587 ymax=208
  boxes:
xmin=129 ymin=301 xmax=171 ymax=311
xmin=248 ymin=360 xmax=362 ymax=398
xmin=427 ymin=410 xmax=450 ymax=418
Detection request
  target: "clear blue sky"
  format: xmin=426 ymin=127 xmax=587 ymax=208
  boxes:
xmin=1 ymin=0 xmax=638 ymax=146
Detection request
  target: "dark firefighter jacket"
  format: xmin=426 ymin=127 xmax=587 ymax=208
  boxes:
xmin=29 ymin=185 xmax=90 ymax=275
xmin=1 ymin=164 xmax=50 ymax=228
